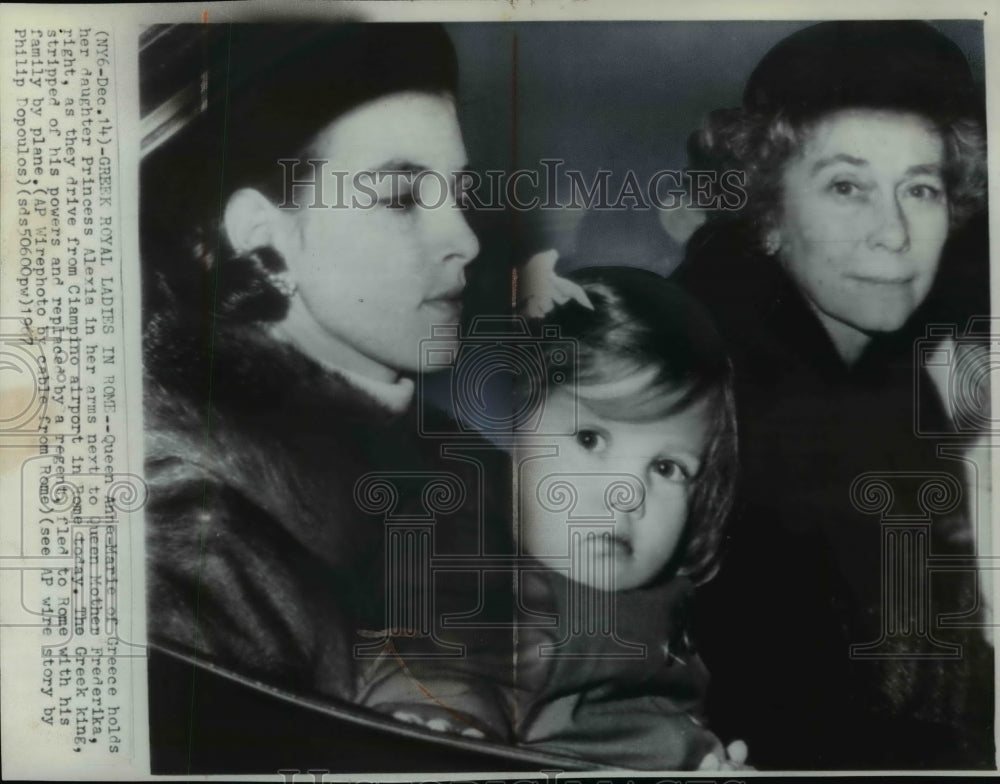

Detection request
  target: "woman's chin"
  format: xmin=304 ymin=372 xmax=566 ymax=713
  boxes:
xmin=823 ymin=298 xmax=922 ymax=341
xmin=855 ymin=309 xmax=918 ymax=336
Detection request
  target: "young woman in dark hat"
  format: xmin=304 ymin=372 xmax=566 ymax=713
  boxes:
xmin=140 ymin=24 xmax=519 ymax=771
xmin=673 ymin=21 xmax=991 ymax=769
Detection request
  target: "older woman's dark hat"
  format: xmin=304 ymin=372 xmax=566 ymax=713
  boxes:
xmin=744 ymin=21 xmax=980 ymax=124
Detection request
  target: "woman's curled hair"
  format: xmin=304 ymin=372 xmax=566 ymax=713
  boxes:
xmin=688 ymin=107 xmax=986 ymax=246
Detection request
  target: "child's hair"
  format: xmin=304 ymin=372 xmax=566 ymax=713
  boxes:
xmin=525 ymin=264 xmax=738 ymax=585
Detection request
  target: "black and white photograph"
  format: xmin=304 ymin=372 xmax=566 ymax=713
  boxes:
xmin=136 ymin=15 xmax=993 ymax=774
xmin=0 ymin=1 xmax=995 ymax=779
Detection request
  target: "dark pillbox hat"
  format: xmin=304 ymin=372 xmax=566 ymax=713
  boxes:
xmin=144 ymin=23 xmax=458 ymax=196
xmin=743 ymin=21 xmax=980 ymax=124
xmin=140 ymin=23 xmax=459 ymax=270
xmin=141 ymin=23 xmax=459 ymax=240
xmin=223 ymin=23 xmax=459 ymax=161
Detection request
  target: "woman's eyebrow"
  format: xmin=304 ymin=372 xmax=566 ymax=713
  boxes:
xmin=367 ymin=158 xmax=471 ymax=175
xmin=368 ymin=158 xmax=426 ymax=175
xmin=905 ymin=163 xmax=944 ymax=177
xmin=809 ymin=153 xmax=867 ymax=175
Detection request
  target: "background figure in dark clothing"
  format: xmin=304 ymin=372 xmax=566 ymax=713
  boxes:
xmin=672 ymin=21 xmax=993 ymax=769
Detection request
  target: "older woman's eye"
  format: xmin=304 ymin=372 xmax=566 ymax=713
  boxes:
xmin=575 ymin=429 xmax=606 ymax=452
xmin=653 ymin=459 xmax=689 ymax=482
xmin=906 ymin=183 xmax=944 ymax=201
xmin=828 ymin=179 xmax=865 ymax=199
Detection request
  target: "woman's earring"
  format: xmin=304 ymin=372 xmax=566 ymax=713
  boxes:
xmin=763 ymin=231 xmax=781 ymax=256
xmin=240 ymin=245 xmax=298 ymax=300
xmin=266 ymin=269 xmax=299 ymax=300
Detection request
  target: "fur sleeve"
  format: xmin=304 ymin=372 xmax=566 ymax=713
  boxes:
xmin=145 ymin=450 xmax=354 ymax=701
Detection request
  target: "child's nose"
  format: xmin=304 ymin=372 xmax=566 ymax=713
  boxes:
xmin=606 ymin=475 xmax=646 ymax=523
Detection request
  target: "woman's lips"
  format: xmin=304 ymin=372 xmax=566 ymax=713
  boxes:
xmin=846 ymin=273 xmax=915 ymax=286
xmin=423 ymin=288 xmax=464 ymax=317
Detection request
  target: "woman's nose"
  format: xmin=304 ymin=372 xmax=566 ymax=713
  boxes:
xmin=867 ymin=194 xmax=910 ymax=253
xmin=427 ymin=198 xmax=480 ymax=265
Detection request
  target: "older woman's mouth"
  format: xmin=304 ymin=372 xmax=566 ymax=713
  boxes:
xmin=846 ymin=273 xmax=916 ymax=286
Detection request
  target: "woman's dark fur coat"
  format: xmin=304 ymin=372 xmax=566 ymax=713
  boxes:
xmin=673 ymin=219 xmax=994 ymax=769
xmin=143 ymin=314 xmax=510 ymax=705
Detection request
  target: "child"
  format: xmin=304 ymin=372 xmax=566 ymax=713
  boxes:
xmin=356 ymin=261 xmax=745 ymax=770
xmin=509 ymin=263 xmax=741 ymax=769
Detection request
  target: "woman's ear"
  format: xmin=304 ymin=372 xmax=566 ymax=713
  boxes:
xmin=222 ymin=188 xmax=283 ymax=255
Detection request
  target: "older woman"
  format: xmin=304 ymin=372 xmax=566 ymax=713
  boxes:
xmin=672 ymin=21 xmax=991 ymax=770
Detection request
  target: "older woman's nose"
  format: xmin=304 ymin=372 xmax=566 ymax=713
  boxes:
xmin=867 ymin=194 xmax=911 ymax=253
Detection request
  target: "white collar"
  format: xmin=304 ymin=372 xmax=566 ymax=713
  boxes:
xmin=267 ymin=321 xmax=415 ymax=415
xmin=332 ymin=366 xmax=415 ymax=415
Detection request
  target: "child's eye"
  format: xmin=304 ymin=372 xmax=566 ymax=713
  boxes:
xmin=575 ymin=429 xmax=606 ymax=452
xmin=653 ymin=459 xmax=689 ymax=483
